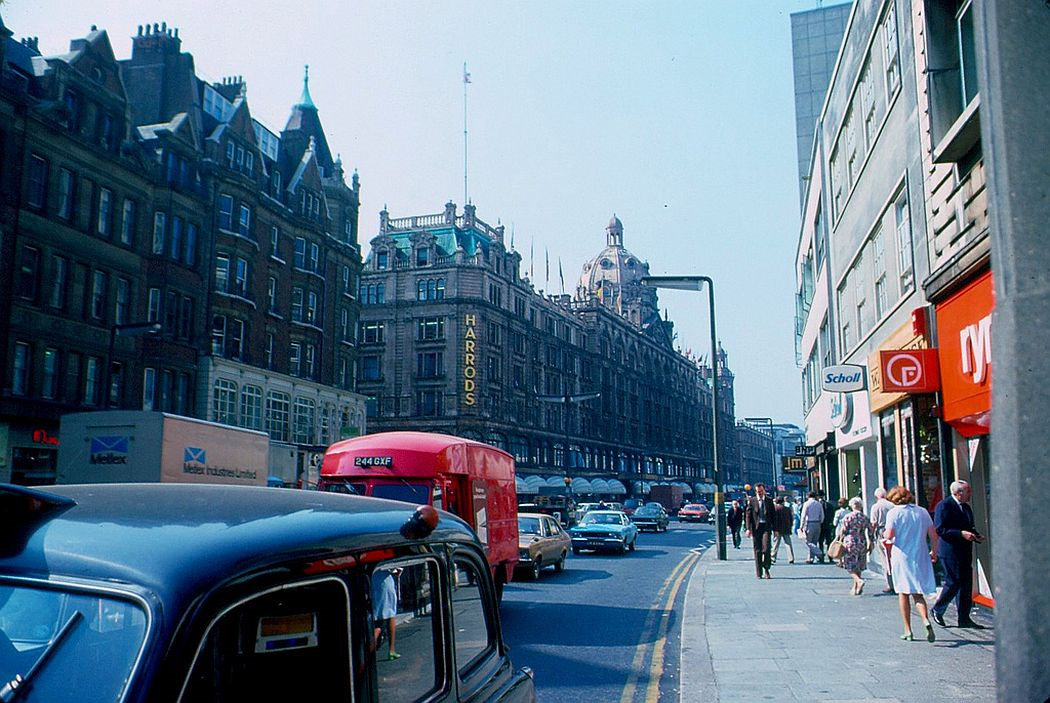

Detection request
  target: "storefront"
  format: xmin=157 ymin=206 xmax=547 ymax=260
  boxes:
xmin=867 ymin=316 xmax=948 ymax=510
xmin=831 ymin=388 xmax=874 ymax=501
xmin=935 ymin=268 xmax=993 ymax=607
xmin=0 ymin=419 xmax=61 ymax=485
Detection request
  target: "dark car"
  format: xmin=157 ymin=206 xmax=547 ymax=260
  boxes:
xmin=0 ymin=483 xmax=535 ymax=702
xmin=630 ymin=502 xmax=670 ymax=532
xmin=568 ymin=510 xmax=638 ymax=554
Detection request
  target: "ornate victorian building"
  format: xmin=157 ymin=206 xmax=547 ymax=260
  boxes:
xmin=357 ymin=207 xmax=740 ymax=495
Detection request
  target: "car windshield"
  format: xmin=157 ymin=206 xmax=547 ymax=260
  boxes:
xmin=0 ymin=582 xmax=148 ymax=702
xmin=370 ymin=482 xmax=431 ymax=504
xmin=580 ymin=513 xmax=622 ymax=526
xmin=518 ymin=517 xmax=542 ymax=535
xmin=636 ymin=505 xmax=662 ymax=516
xmin=685 ymin=504 xmax=705 ymax=511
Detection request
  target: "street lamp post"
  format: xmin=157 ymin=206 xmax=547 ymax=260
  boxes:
xmin=641 ymin=275 xmax=726 ymax=560
xmin=105 ymin=321 xmax=162 ymax=408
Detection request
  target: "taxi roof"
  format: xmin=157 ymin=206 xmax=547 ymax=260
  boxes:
xmin=0 ymin=483 xmax=476 ymax=604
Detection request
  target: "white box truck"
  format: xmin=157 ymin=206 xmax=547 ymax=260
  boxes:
xmin=58 ymin=411 xmax=269 ymax=486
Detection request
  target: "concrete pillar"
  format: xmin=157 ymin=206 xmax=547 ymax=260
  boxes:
xmin=977 ymin=1 xmax=1050 ymax=700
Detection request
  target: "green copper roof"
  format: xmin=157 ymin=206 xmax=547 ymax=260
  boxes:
xmin=296 ymin=64 xmax=316 ymax=109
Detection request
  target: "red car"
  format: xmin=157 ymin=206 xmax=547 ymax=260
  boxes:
xmin=678 ymin=503 xmax=711 ymax=523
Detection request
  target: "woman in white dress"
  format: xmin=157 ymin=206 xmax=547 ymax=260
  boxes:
xmin=884 ymin=486 xmax=939 ymax=642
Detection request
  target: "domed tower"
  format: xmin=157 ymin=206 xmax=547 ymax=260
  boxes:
xmin=577 ymin=215 xmax=661 ymax=331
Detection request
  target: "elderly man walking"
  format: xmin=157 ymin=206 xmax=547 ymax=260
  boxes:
xmin=800 ymin=490 xmax=825 ymax=563
xmin=930 ymin=480 xmax=987 ymax=629
xmin=869 ymin=487 xmax=896 ymax=593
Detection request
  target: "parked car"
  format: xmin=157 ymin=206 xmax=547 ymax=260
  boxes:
xmin=0 ymin=483 xmax=536 ymax=702
xmin=630 ymin=502 xmax=670 ymax=532
xmin=678 ymin=503 xmax=711 ymax=523
xmin=516 ymin=513 xmax=571 ymax=579
xmin=569 ymin=510 xmax=638 ymax=554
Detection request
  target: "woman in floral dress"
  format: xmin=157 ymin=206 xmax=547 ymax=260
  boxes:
xmin=838 ymin=497 xmax=875 ymax=595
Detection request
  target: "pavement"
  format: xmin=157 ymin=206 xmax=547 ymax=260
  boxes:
xmin=680 ymin=540 xmax=996 ymax=702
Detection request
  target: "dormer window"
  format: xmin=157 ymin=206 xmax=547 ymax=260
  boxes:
xmin=416 ymin=248 xmax=429 ymax=267
xmin=376 ymin=251 xmax=389 ymax=271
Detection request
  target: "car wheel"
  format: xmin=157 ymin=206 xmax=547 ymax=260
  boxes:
xmin=554 ymin=551 xmax=566 ymax=572
xmin=530 ymin=557 xmax=542 ymax=580
xmin=627 ymin=537 xmax=636 ymax=552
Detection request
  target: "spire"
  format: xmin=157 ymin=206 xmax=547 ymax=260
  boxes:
xmin=607 ymin=214 xmax=624 ymax=247
xmin=297 ymin=64 xmax=316 ymax=109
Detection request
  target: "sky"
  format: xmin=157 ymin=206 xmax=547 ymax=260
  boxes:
xmin=5 ymin=0 xmax=829 ymax=425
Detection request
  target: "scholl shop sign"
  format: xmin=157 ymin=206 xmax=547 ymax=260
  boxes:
xmin=822 ymin=364 xmax=867 ymax=392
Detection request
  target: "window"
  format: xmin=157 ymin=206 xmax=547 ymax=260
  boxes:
xmin=27 ymin=155 xmax=48 ymax=209
xmin=265 ymin=332 xmax=275 ymax=369
xmin=293 ymin=397 xmax=316 ymax=443
xmin=488 ymin=283 xmax=502 ymax=306
xmin=12 ymin=342 xmax=29 ymax=396
xmin=57 ymin=168 xmax=75 ymax=220
xmin=225 ymin=141 xmax=235 ymax=167
xmin=15 ymin=245 xmax=40 ymax=302
xmin=213 ymin=379 xmax=238 ymax=425
xmin=882 ymin=1 xmax=900 ymax=96
xmin=115 ymin=277 xmax=130 ymax=325
xmin=218 ymin=194 xmax=233 ymax=231
xmin=148 ymin=288 xmax=161 ymax=323
xmin=290 ymin=342 xmax=302 ymax=377
xmin=341 ymin=265 xmax=352 ymax=297
xmin=451 ymin=556 xmax=497 ymax=676
xmin=152 ymin=212 xmax=166 ymax=254
xmin=306 ymin=291 xmax=318 ymax=325
xmin=417 ymin=317 xmax=445 ymax=340
xmin=416 ymin=248 xmax=429 ymax=266
xmin=957 ymin=1 xmax=977 ymax=108
xmin=375 ymin=251 xmax=388 ymax=270
xmin=121 ymin=199 xmax=136 ymax=245
xmin=340 ymin=308 xmax=350 ymax=341
xmin=185 ymin=223 xmax=198 ymax=266
xmin=895 ymin=192 xmax=914 ymax=291
xmin=46 ymin=256 xmax=68 ymax=312
xmin=295 ymin=238 xmax=308 ymax=269
xmin=182 ymin=579 xmax=353 ymax=701
xmin=211 ymin=315 xmax=226 ymax=355
xmin=169 ymin=216 xmax=183 ymax=260
xmin=417 ymin=278 xmax=446 ymax=301
xmin=266 ymin=391 xmax=290 ymax=441
xmin=304 ymin=344 xmax=317 ymax=379
xmin=371 ymin=561 xmax=441 ymax=699
xmin=270 ymin=226 xmax=281 ymax=259
xmin=240 ymin=385 xmax=263 ymax=430
xmin=180 ymin=296 xmax=194 ymax=340
xmin=85 ymin=356 xmax=100 ymax=405
xmin=309 ymin=243 xmax=319 ymax=272
xmin=361 ymin=355 xmax=381 ymax=381
xmin=268 ymin=277 xmax=278 ymax=314
xmin=487 ymin=322 xmax=502 ymax=346
xmin=142 ymin=367 xmax=156 ymax=410
xmin=215 ymin=255 xmax=231 ymax=293
xmin=238 ymin=204 xmax=251 ymax=238
xmin=97 ymin=187 xmax=113 ymax=236
xmin=42 ymin=348 xmax=59 ymax=400
xmin=417 ymin=351 xmax=443 ymax=378
xmin=375 ymin=283 xmax=385 ymax=304
xmin=228 ymin=318 xmax=246 ymax=360
xmin=91 ymin=270 xmax=108 ymax=320
xmin=291 ymin=287 xmax=304 ymax=322
xmin=234 ymin=257 xmax=249 ymax=297
xmin=416 ymin=390 xmax=442 ymax=416
xmin=361 ymin=321 xmax=384 ymax=344
xmin=164 ymin=291 xmax=178 ymax=335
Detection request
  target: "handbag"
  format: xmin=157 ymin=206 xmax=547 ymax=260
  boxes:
xmin=827 ymin=537 xmax=846 ymax=560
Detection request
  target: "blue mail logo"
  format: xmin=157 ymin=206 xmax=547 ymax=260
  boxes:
xmin=184 ymin=447 xmax=206 ymax=464
xmin=91 ymin=436 xmax=129 ymax=454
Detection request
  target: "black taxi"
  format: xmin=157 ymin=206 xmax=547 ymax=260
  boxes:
xmin=0 ymin=483 xmax=535 ymax=702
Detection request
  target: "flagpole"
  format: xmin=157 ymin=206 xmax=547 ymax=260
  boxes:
xmin=463 ymin=62 xmax=469 ymax=206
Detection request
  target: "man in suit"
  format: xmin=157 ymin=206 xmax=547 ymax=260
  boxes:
xmin=931 ymin=480 xmax=986 ymax=628
xmin=745 ymin=483 xmax=777 ymax=579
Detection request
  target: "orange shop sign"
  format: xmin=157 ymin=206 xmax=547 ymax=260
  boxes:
xmin=935 ymin=270 xmax=993 ymax=436
xmin=879 ymin=349 xmax=941 ymax=393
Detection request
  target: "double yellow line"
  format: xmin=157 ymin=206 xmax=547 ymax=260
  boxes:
xmin=619 ymin=549 xmax=702 ymax=703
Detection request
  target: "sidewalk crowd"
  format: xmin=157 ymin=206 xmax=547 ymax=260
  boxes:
xmin=681 ymin=482 xmax=996 ymax=702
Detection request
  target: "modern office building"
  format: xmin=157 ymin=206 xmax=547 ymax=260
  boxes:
xmin=0 ymin=19 xmax=366 ymax=486
xmin=357 ymin=208 xmax=739 ymax=497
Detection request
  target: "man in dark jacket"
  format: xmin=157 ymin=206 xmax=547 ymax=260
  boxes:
xmin=726 ymin=499 xmax=744 ymax=549
xmin=930 ymin=480 xmax=986 ymax=628
xmin=771 ymin=497 xmax=795 ymax=564
xmin=745 ymin=483 xmax=777 ymax=579
xmin=818 ymin=490 xmax=836 ymax=554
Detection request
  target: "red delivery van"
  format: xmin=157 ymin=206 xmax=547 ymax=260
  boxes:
xmin=320 ymin=431 xmax=519 ymax=597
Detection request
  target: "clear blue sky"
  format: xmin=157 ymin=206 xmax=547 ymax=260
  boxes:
xmin=7 ymin=0 xmax=827 ymax=425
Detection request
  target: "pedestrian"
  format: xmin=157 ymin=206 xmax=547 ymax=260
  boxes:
xmin=884 ymin=486 xmax=938 ymax=642
xmin=792 ymin=498 xmax=802 ymax=534
xmin=837 ymin=497 xmax=875 ymax=595
xmin=726 ymin=499 xmax=744 ymax=549
xmin=372 ymin=566 xmax=401 ymax=660
xmin=832 ymin=497 xmax=850 ymax=532
xmin=744 ymin=483 xmax=776 ymax=579
xmin=818 ymin=490 xmax=836 ymax=556
xmin=869 ymin=486 xmax=896 ymax=593
xmin=800 ymin=490 xmax=825 ymax=563
xmin=772 ymin=496 xmax=795 ymax=564
xmin=930 ymin=480 xmax=987 ymax=629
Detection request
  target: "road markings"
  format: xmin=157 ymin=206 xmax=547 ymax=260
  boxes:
xmin=619 ymin=550 xmax=700 ymax=703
